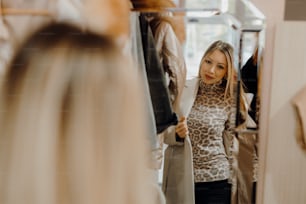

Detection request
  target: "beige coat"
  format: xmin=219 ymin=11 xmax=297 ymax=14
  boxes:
xmin=161 ymin=78 xmax=198 ymax=204
xmin=153 ymin=20 xmax=187 ymax=112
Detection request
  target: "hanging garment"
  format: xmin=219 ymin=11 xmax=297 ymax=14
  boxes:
xmin=129 ymin=12 xmax=157 ymax=147
xmin=0 ymin=12 xmax=11 ymax=74
xmin=236 ymin=132 xmax=258 ymax=204
xmin=241 ymin=55 xmax=258 ymax=122
xmin=149 ymin=16 xmax=187 ymax=114
xmin=128 ymin=12 xmax=166 ymax=171
xmin=0 ymin=0 xmax=130 ymax=74
xmin=139 ymin=14 xmax=178 ymax=134
xmin=54 ymin=0 xmax=130 ymax=38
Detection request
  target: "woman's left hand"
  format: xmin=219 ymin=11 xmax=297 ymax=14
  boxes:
xmin=175 ymin=117 xmax=188 ymax=138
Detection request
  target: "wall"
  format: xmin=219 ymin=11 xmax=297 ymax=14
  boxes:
xmin=264 ymin=21 xmax=306 ymax=204
xmin=251 ymin=1 xmax=306 ymax=203
xmin=249 ymin=0 xmax=285 ymax=203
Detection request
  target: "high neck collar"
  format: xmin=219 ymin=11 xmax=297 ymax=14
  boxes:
xmin=199 ymin=78 xmax=224 ymax=93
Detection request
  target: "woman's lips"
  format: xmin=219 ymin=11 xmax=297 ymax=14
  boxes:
xmin=205 ymin=74 xmax=214 ymax=80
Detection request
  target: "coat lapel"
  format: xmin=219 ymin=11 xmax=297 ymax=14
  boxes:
xmin=179 ymin=77 xmax=200 ymax=117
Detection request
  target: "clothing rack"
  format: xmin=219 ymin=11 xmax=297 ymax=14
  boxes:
xmin=131 ymin=7 xmax=166 ymax=12
xmin=0 ymin=8 xmax=51 ymax=16
xmin=131 ymin=7 xmax=219 ymax=14
xmin=0 ymin=0 xmax=51 ymax=16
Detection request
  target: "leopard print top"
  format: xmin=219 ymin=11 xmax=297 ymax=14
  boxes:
xmin=187 ymin=79 xmax=236 ymax=183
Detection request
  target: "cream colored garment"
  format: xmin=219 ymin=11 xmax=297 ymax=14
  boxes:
xmin=0 ymin=9 xmax=10 ymax=75
xmin=0 ymin=12 xmax=9 ymax=40
xmin=0 ymin=0 xmax=130 ymax=74
xmin=0 ymin=0 xmax=53 ymax=75
xmin=245 ymin=93 xmax=257 ymax=128
xmin=292 ymin=85 xmax=306 ymax=151
xmin=55 ymin=0 xmax=130 ymax=39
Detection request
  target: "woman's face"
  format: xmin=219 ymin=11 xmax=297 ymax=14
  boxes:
xmin=200 ymin=49 xmax=228 ymax=85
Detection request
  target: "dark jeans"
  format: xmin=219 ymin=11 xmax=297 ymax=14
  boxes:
xmin=252 ymin=182 xmax=257 ymax=204
xmin=194 ymin=180 xmax=231 ymax=204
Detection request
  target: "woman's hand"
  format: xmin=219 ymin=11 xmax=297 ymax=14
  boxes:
xmin=175 ymin=117 xmax=188 ymax=139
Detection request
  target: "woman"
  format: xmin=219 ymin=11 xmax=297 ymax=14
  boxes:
xmin=163 ymin=40 xmax=247 ymax=204
xmin=0 ymin=23 xmax=160 ymax=204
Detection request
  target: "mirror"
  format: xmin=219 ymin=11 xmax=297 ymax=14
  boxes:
xmin=130 ymin=1 xmax=265 ymax=203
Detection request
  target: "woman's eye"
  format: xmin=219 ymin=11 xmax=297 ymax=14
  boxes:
xmin=205 ymin=59 xmax=211 ymax=64
xmin=217 ymin=65 xmax=225 ymax=69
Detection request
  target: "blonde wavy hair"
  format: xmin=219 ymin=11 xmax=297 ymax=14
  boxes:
xmin=0 ymin=23 xmax=155 ymax=204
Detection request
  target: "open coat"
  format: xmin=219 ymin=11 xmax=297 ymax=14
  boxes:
xmin=161 ymin=78 xmax=199 ymax=204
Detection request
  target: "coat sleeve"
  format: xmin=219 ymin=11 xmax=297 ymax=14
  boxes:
xmin=154 ymin=22 xmax=187 ymax=111
xmin=160 ymin=125 xmax=184 ymax=146
xmin=223 ymin=102 xmax=239 ymax=184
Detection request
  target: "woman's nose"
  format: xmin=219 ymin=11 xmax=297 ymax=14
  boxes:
xmin=208 ymin=65 xmax=215 ymax=73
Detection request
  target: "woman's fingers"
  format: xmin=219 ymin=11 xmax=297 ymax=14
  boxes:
xmin=176 ymin=117 xmax=188 ymax=138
